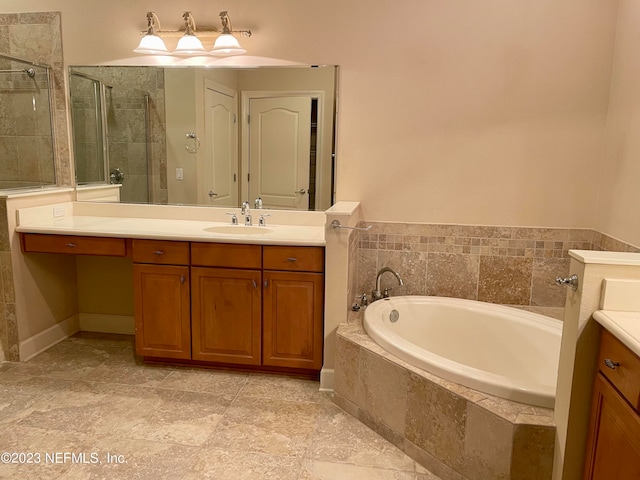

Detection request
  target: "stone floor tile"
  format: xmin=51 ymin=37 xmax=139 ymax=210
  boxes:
xmin=308 ymin=403 xmax=416 ymax=472
xmin=206 ymin=396 xmax=322 ymax=457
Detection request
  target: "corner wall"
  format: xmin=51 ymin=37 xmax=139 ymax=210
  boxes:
xmin=596 ymin=0 xmax=640 ymax=247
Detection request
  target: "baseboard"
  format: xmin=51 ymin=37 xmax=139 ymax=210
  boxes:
xmin=19 ymin=314 xmax=80 ymax=361
xmin=319 ymin=367 xmax=334 ymax=392
xmin=79 ymin=313 xmax=135 ymax=335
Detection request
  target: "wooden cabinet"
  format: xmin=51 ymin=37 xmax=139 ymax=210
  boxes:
xmin=263 ymin=246 xmax=324 ymax=370
xmin=22 ymin=233 xmax=325 ymax=374
xmin=133 ymin=240 xmax=191 ymax=359
xmin=189 ymin=243 xmax=324 ymax=371
xmin=583 ymin=330 xmax=640 ymax=480
xmin=191 ymin=267 xmax=262 ymax=365
xmin=263 ymin=270 xmax=323 ymax=369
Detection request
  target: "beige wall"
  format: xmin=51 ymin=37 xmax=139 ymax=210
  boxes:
xmin=0 ymin=0 xmax=624 ymax=233
xmin=596 ymin=0 xmax=640 ymax=247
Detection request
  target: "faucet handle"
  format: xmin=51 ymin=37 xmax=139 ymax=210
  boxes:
xmin=226 ymin=212 xmax=238 ymax=225
xmin=383 ymin=287 xmax=393 ymax=298
xmin=259 ymin=213 xmax=271 ymax=227
xmin=357 ymin=293 xmax=368 ymax=306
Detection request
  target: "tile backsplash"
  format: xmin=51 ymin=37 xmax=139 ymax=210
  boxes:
xmin=354 ymin=223 xmax=640 ymax=309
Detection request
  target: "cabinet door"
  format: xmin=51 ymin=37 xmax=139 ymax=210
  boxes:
xmin=191 ymin=267 xmax=262 ymax=365
xmin=583 ymin=373 xmax=640 ymax=480
xmin=133 ymin=264 xmax=190 ymax=359
xmin=263 ymin=271 xmax=323 ymax=370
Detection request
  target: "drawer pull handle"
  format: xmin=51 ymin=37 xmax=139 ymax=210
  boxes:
xmin=604 ymin=358 xmax=621 ymax=369
xmin=287 ymin=257 xmax=297 ymax=262
xmin=264 ymin=280 xmax=268 ymax=288
xmin=65 ymin=243 xmax=76 ymax=248
xmin=153 ymin=250 xmax=165 ymax=255
xmin=252 ymin=280 xmax=257 ymax=289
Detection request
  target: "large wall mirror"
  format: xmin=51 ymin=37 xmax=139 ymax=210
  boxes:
xmin=69 ymin=65 xmax=338 ymax=211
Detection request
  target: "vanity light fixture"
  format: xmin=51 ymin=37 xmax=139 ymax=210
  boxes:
xmin=133 ymin=12 xmax=170 ymax=55
xmin=173 ymin=11 xmax=207 ymax=56
xmin=210 ymin=11 xmax=250 ymax=56
xmin=134 ymin=11 xmax=251 ymax=56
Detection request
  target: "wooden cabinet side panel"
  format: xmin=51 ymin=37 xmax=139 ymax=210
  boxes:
xmin=191 ymin=267 xmax=262 ymax=365
xmin=583 ymin=373 xmax=640 ymax=480
xmin=263 ymin=271 xmax=324 ymax=370
xmin=133 ymin=264 xmax=191 ymax=359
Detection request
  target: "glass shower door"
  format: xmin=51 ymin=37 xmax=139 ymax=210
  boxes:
xmin=69 ymin=73 xmax=107 ymax=184
xmin=70 ymin=72 xmax=151 ymax=203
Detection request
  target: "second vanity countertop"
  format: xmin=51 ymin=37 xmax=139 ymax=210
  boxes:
xmin=15 ymin=202 xmax=326 ymax=246
xmin=593 ymin=310 xmax=640 ymax=358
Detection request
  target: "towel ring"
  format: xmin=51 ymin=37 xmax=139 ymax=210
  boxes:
xmin=185 ymin=132 xmax=200 ymax=153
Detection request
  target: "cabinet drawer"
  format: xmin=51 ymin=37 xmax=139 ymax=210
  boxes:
xmin=263 ymin=246 xmax=324 ymax=272
xmin=598 ymin=329 xmax=640 ymax=409
xmin=21 ymin=233 xmax=126 ymax=256
xmin=132 ymin=239 xmax=189 ymax=265
xmin=191 ymin=243 xmax=261 ymax=269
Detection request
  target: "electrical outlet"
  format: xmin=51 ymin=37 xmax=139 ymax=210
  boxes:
xmin=53 ymin=206 xmax=65 ymax=218
xmin=176 ymin=168 xmax=184 ymax=180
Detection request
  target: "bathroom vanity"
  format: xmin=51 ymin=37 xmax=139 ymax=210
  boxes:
xmin=583 ymin=311 xmax=640 ymax=479
xmin=17 ymin=202 xmax=326 ymax=377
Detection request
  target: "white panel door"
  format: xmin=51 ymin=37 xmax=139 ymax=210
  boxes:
xmin=203 ymin=87 xmax=238 ymax=206
xmin=248 ymin=96 xmax=311 ymax=210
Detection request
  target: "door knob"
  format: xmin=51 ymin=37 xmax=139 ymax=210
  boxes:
xmin=294 ymin=188 xmax=306 ymax=194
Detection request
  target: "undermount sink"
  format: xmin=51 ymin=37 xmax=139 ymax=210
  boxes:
xmin=204 ymin=225 xmax=273 ymax=235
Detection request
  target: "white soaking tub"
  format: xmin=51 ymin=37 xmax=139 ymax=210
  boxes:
xmin=363 ymin=296 xmax=562 ymax=408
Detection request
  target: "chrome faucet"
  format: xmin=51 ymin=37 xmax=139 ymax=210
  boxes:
xmin=254 ymin=197 xmax=263 ymax=209
xmin=241 ymin=201 xmax=252 ymax=226
xmin=372 ymin=267 xmax=404 ymax=301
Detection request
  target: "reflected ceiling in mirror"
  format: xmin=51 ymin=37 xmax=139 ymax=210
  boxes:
xmin=70 ymin=64 xmax=338 ymax=211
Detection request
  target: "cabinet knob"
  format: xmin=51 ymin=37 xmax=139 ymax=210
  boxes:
xmin=604 ymin=358 xmax=620 ymax=370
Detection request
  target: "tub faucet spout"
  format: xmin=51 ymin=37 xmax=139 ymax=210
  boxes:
xmin=373 ymin=267 xmax=404 ymax=301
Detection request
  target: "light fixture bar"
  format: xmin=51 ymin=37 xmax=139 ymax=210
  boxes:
xmin=135 ymin=11 xmax=251 ymax=56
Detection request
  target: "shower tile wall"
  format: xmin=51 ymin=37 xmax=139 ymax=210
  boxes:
xmin=0 ymin=12 xmax=71 ymax=188
xmin=355 ymin=223 xmax=640 ymax=309
xmin=0 ymin=12 xmax=69 ymax=361
xmin=0 ymin=198 xmax=16 ymax=361
xmin=73 ymin=66 xmax=167 ymax=204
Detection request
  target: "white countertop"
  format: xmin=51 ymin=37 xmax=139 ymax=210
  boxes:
xmin=15 ymin=206 xmax=326 ymax=246
xmin=593 ymin=310 xmax=640 ymax=357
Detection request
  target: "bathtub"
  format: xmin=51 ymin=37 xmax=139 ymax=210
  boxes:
xmin=363 ymin=296 xmax=562 ymax=408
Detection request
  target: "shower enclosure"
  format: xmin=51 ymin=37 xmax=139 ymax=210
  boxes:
xmin=70 ymin=72 xmax=151 ymax=203
xmin=0 ymin=53 xmax=56 ymax=189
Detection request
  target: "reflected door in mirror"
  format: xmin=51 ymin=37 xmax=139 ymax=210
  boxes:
xmin=248 ymin=96 xmax=311 ymax=210
xmin=204 ymin=84 xmax=238 ymax=206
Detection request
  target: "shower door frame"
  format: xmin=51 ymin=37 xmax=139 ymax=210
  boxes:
xmin=0 ymin=52 xmax=57 ymax=188
xmin=69 ymin=71 xmax=152 ymax=202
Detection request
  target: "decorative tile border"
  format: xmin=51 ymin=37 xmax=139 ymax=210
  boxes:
xmin=353 ymin=223 xmax=639 ymax=309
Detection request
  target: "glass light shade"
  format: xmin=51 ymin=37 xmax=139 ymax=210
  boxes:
xmin=210 ymin=34 xmax=246 ymax=56
xmin=173 ymin=34 xmax=206 ymax=56
xmin=133 ymin=34 xmax=169 ymax=55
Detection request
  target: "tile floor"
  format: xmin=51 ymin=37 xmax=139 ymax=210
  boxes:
xmin=0 ymin=332 xmax=440 ymax=480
